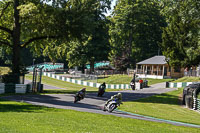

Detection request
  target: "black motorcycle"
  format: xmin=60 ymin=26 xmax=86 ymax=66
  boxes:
xmin=74 ymin=92 xmax=85 ymax=103
xmin=97 ymin=86 xmax=106 ymax=97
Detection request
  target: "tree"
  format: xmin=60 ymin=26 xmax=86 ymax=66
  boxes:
xmin=46 ymin=0 xmax=111 ymax=73
xmin=66 ymin=20 xmax=110 ymax=73
xmin=0 ymin=0 xmax=110 ymax=78
xmin=109 ymin=0 xmax=166 ymax=71
xmin=160 ymin=0 xmax=200 ymax=67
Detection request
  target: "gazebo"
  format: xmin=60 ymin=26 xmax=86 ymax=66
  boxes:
xmin=136 ymin=56 xmax=184 ymax=79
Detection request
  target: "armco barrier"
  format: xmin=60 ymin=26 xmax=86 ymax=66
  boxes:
xmin=43 ymin=72 xmax=132 ymax=89
xmin=0 ymin=83 xmax=31 ymax=94
xmin=166 ymin=82 xmax=200 ymax=88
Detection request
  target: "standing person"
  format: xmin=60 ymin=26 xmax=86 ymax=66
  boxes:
xmin=130 ymin=74 xmax=136 ymax=90
xmin=97 ymin=82 xmax=106 ymax=97
xmin=184 ymin=67 xmax=188 ymax=76
xmin=189 ymin=67 xmax=193 ymax=77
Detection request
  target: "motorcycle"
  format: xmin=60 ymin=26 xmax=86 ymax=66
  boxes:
xmin=97 ymin=86 xmax=105 ymax=97
xmin=130 ymin=82 xmax=135 ymax=90
xmin=103 ymin=99 xmax=121 ymax=112
xmin=74 ymin=92 xmax=85 ymax=103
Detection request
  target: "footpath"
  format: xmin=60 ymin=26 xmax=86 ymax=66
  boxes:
xmin=2 ymin=82 xmax=200 ymax=128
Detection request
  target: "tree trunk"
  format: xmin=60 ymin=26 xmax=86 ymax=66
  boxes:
xmin=12 ymin=0 xmax=21 ymax=74
xmin=90 ymin=60 xmax=95 ymax=74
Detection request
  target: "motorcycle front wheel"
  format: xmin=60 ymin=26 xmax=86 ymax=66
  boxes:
xmin=74 ymin=96 xmax=79 ymax=103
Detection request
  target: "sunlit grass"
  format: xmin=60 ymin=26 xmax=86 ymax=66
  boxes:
xmin=25 ymin=74 xmax=129 ymax=93
xmin=119 ymin=88 xmax=200 ymax=125
xmin=0 ymin=99 xmax=199 ymax=133
xmin=173 ymin=77 xmax=200 ymax=82
xmin=0 ymin=67 xmax=11 ymax=75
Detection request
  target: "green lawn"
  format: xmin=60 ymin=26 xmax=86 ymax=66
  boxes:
xmin=0 ymin=99 xmax=199 ymax=133
xmin=78 ymin=74 xmax=173 ymax=85
xmin=0 ymin=67 xmax=11 ymax=75
xmin=25 ymin=75 xmax=127 ymax=93
xmin=173 ymin=76 xmax=200 ymax=82
xmin=25 ymin=74 xmax=97 ymax=92
xmin=119 ymin=87 xmax=200 ymax=125
xmin=145 ymin=78 xmax=174 ymax=85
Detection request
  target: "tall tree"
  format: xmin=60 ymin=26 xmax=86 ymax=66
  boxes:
xmin=47 ymin=0 xmax=111 ymax=73
xmin=0 ymin=0 xmax=109 ymax=78
xmin=160 ymin=0 xmax=200 ymax=67
xmin=109 ymin=0 xmax=166 ymax=71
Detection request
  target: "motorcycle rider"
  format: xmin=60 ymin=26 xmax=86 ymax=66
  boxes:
xmin=77 ymin=88 xmax=86 ymax=99
xmin=130 ymin=78 xmax=135 ymax=90
xmin=104 ymin=92 xmax=122 ymax=107
xmin=98 ymin=82 xmax=106 ymax=96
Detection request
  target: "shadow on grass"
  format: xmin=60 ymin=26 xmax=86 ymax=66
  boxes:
xmin=0 ymin=89 xmax=180 ymax=113
xmin=0 ymin=94 xmax=101 ymax=113
xmin=135 ymin=93 xmax=180 ymax=105
xmin=0 ymin=99 xmax=51 ymax=113
xmin=86 ymin=91 xmax=180 ymax=105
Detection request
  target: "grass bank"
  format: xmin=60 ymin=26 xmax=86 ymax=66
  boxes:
xmin=35 ymin=74 xmax=173 ymax=85
xmin=0 ymin=99 xmax=199 ymax=133
xmin=25 ymin=75 xmax=126 ymax=93
xmin=119 ymin=87 xmax=200 ymax=125
xmin=92 ymin=75 xmax=173 ymax=85
xmin=173 ymin=77 xmax=200 ymax=82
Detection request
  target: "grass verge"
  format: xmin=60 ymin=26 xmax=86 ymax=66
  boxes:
xmin=173 ymin=77 xmax=200 ymax=82
xmin=25 ymin=75 xmax=127 ymax=94
xmin=0 ymin=99 xmax=199 ymax=133
xmin=119 ymin=87 xmax=200 ymax=125
xmin=88 ymin=75 xmax=173 ymax=85
xmin=27 ymin=74 xmax=173 ymax=87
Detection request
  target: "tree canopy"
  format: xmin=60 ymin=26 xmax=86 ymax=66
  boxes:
xmin=109 ymin=0 xmax=166 ymax=71
xmin=160 ymin=0 xmax=200 ymax=67
xmin=1 ymin=0 xmax=200 ymax=78
xmin=0 ymin=0 xmax=111 ymax=75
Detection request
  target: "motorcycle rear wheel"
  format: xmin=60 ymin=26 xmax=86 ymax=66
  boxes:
xmin=108 ymin=104 xmax=116 ymax=113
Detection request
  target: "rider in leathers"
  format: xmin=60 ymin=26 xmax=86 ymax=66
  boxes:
xmin=105 ymin=93 xmax=122 ymax=106
xmin=77 ymin=88 xmax=86 ymax=99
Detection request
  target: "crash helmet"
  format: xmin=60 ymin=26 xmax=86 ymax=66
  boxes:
xmin=82 ymin=88 xmax=86 ymax=91
xmin=117 ymin=93 xmax=122 ymax=98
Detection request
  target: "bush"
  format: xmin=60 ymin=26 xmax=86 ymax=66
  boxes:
xmin=197 ymin=93 xmax=200 ymax=99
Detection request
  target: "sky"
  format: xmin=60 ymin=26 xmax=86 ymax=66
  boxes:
xmin=0 ymin=0 xmax=117 ymax=16
xmin=106 ymin=0 xmax=117 ymax=16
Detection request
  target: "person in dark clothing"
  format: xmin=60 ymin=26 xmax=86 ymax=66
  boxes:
xmin=97 ymin=82 xmax=106 ymax=97
xmin=130 ymin=78 xmax=135 ymax=90
xmin=77 ymin=88 xmax=86 ymax=99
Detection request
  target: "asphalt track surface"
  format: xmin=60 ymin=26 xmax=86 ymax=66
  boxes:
xmin=2 ymin=82 xmax=200 ymax=128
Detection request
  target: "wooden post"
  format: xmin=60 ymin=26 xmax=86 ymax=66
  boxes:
xmin=162 ymin=65 xmax=165 ymax=76
xmin=152 ymin=65 xmax=154 ymax=75
xmin=143 ymin=65 xmax=145 ymax=74
xmin=157 ymin=65 xmax=159 ymax=75
xmin=146 ymin=65 xmax=148 ymax=74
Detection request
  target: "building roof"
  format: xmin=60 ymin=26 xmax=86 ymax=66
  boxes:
xmin=137 ymin=56 xmax=167 ymax=65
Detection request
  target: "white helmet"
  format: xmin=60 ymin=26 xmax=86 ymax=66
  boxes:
xmin=118 ymin=93 xmax=122 ymax=98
